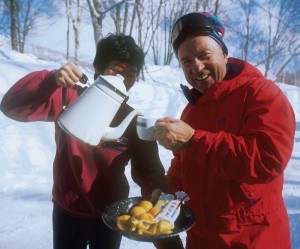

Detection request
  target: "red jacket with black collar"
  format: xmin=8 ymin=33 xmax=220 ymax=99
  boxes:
xmin=167 ymin=58 xmax=295 ymax=249
xmin=0 ymin=70 xmax=167 ymax=218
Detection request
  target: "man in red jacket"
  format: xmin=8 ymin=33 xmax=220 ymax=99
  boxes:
xmin=154 ymin=12 xmax=295 ymax=249
xmin=0 ymin=33 xmax=182 ymax=249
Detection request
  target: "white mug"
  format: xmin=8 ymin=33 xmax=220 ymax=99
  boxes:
xmin=136 ymin=116 xmax=157 ymax=141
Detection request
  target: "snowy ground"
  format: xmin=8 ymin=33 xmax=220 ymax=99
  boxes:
xmin=0 ymin=49 xmax=299 ymax=249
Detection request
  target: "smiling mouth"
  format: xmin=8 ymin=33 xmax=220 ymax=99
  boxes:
xmin=195 ymin=75 xmax=209 ymax=81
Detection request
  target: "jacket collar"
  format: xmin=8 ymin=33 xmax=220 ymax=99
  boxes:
xmin=181 ymin=58 xmax=264 ymax=105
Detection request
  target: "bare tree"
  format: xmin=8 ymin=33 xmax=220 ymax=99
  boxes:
xmin=232 ymin=0 xmax=258 ymax=61
xmin=0 ymin=1 xmax=9 ymax=36
xmin=255 ymin=0 xmax=300 ymax=77
xmin=65 ymin=0 xmax=71 ymax=60
xmin=65 ymin=0 xmax=82 ymax=64
xmin=122 ymin=1 xmax=130 ymax=33
xmin=129 ymin=1 xmax=136 ymax=36
xmin=196 ymin=0 xmax=211 ymax=11
xmin=3 ymin=0 xmax=300 ymax=79
xmin=91 ymin=0 xmax=224 ymax=65
xmin=106 ymin=0 xmax=131 ymax=34
xmin=87 ymin=0 xmax=104 ymax=45
xmin=135 ymin=0 xmax=142 ymax=46
xmin=162 ymin=0 xmax=195 ymax=65
xmin=226 ymin=0 xmax=263 ymax=65
xmin=87 ymin=0 xmax=128 ymax=45
xmin=9 ymin=0 xmax=18 ymax=51
xmin=150 ymin=0 xmax=164 ymax=65
xmin=213 ymin=0 xmax=221 ymax=16
xmin=272 ymin=0 xmax=300 ymax=78
xmin=4 ymin=0 xmax=53 ymax=53
xmin=108 ymin=1 xmax=121 ymax=33
xmin=276 ymin=43 xmax=300 ymax=77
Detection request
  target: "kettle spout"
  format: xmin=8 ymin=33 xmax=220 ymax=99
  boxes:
xmin=102 ymin=110 xmax=143 ymax=141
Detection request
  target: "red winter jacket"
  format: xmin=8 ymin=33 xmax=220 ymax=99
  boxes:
xmin=0 ymin=70 xmax=167 ymax=218
xmin=167 ymin=58 xmax=295 ymax=249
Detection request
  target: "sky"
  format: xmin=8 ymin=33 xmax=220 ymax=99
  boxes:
xmin=0 ymin=10 xmax=300 ymax=249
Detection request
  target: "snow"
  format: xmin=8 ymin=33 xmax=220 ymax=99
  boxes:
xmin=0 ymin=44 xmax=299 ymax=249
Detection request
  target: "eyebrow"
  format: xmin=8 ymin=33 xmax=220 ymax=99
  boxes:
xmin=179 ymin=56 xmax=189 ymax=64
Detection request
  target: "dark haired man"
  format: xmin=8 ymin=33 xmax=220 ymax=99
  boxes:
xmin=155 ymin=12 xmax=295 ymax=249
xmin=0 ymin=33 xmax=172 ymax=249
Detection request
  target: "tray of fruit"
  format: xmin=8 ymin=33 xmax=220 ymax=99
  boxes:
xmin=102 ymin=196 xmax=195 ymax=242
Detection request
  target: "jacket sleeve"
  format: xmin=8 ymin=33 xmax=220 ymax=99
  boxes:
xmin=129 ymin=119 xmax=168 ymax=197
xmin=0 ymin=70 xmax=63 ymax=122
xmin=166 ymin=151 xmax=183 ymax=193
xmin=187 ymin=80 xmax=295 ymax=184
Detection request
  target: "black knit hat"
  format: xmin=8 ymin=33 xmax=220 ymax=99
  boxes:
xmin=171 ymin=12 xmax=228 ymax=55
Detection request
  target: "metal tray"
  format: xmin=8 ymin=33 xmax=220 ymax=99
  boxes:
xmin=102 ymin=196 xmax=195 ymax=242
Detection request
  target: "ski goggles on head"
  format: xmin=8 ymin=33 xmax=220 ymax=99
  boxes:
xmin=171 ymin=13 xmax=228 ymax=55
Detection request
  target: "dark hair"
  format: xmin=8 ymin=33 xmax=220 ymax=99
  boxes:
xmin=93 ymin=33 xmax=144 ymax=75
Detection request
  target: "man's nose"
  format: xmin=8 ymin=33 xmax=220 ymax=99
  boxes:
xmin=192 ymin=58 xmax=205 ymax=73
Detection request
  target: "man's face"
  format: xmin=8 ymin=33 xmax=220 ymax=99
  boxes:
xmin=101 ymin=60 xmax=138 ymax=91
xmin=177 ymin=35 xmax=228 ymax=93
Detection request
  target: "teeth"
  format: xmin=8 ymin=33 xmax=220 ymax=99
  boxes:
xmin=195 ymin=75 xmax=208 ymax=81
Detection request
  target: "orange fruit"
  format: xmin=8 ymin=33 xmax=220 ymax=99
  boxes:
xmin=157 ymin=220 xmax=173 ymax=234
xmin=130 ymin=206 xmax=146 ymax=217
xmin=138 ymin=200 xmax=153 ymax=211
xmin=137 ymin=212 xmax=155 ymax=222
xmin=147 ymin=223 xmax=157 ymax=235
xmin=116 ymin=214 xmax=131 ymax=231
xmin=147 ymin=207 xmax=161 ymax=217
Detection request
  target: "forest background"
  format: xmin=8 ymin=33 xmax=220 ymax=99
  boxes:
xmin=1 ymin=0 xmax=300 ymax=86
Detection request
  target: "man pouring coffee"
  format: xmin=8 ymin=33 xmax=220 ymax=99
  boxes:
xmin=0 ymin=33 xmax=182 ymax=249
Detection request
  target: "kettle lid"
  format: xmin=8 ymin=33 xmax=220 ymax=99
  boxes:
xmin=98 ymin=74 xmax=127 ymax=95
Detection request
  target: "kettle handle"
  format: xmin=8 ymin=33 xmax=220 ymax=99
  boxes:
xmin=102 ymin=110 xmax=144 ymax=141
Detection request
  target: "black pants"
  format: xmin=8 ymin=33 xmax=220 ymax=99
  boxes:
xmin=52 ymin=205 xmax=122 ymax=249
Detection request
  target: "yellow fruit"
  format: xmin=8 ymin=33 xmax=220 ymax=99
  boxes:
xmin=138 ymin=200 xmax=153 ymax=211
xmin=116 ymin=214 xmax=131 ymax=231
xmin=137 ymin=220 xmax=155 ymax=230
xmin=147 ymin=207 xmax=161 ymax=217
xmin=137 ymin=212 xmax=154 ymax=222
xmin=116 ymin=199 xmax=174 ymax=236
xmin=157 ymin=220 xmax=173 ymax=234
xmin=130 ymin=206 xmax=146 ymax=217
xmin=127 ymin=217 xmax=139 ymax=231
xmin=147 ymin=223 xmax=157 ymax=235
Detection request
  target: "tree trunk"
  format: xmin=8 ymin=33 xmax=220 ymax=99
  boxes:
xmin=87 ymin=0 xmax=104 ymax=46
xmin=129 ymin=1 xmax=136 ymax=36
xmin=73 ymin=0 xmax=81 ymax=64
xmin=122 ymin=1 xmax=129 ymax=34
xmin=65 ymin=0 xmax=71 ymax=60
xmin=115 ymin=4 xmax=121 ymax=33
xmin=10 ymin=0 xmax=18 ymax=51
